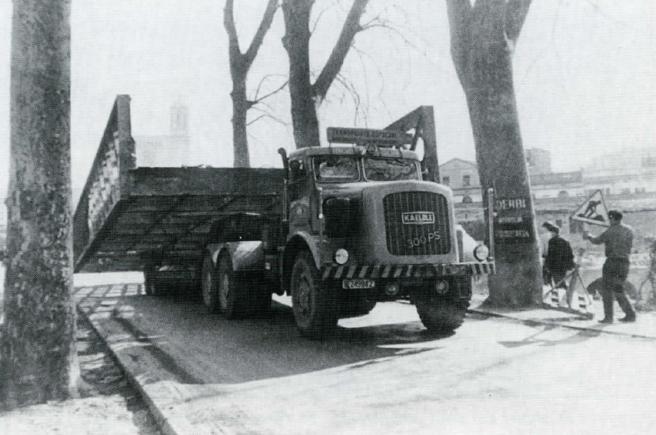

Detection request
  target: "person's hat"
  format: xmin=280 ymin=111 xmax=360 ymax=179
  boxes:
xmin=608 ymin=210 xmax=623 ymax=220
xmin=542 ymin=221 xmax=559 ymax=234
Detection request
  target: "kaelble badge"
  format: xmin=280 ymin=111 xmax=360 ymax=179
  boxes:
xmin=571 ymin=190 xmax=610 ymax=227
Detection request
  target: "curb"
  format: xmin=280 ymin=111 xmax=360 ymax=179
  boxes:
xmin=76 ymin=306 xmax=201 ymax=435
xmin=467 ymin=308 xmax=656 ymax=340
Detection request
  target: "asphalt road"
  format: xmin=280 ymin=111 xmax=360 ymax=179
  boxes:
xmin=73 ymin=276 xmax=656 ymax=435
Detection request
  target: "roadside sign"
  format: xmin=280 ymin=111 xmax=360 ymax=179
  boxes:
xmin=326 ymin=127 xmax=412 ymax=146
xmin=571 ymin=190 xmax=609 ymax=227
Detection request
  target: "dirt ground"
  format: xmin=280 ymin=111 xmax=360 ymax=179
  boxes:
xmin=0 ymin=312 xmax=161 ymax=435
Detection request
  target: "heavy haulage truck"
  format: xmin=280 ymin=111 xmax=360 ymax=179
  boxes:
xmin=74 ymin=95 xmax=496 ymax=339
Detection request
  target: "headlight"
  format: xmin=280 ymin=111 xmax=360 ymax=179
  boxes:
xmin=334 ymin=248 xmax=349 ymax=265
xmin=473 ymin=244 xmax=490 ymax=262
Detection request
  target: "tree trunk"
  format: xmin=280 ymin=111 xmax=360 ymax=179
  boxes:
xmin=231 ymin=78 xmax=250 ymax=168
xmin=1 ymin=0 xmax=77 ymax=409
xmin=447 ymin=0 xmax=541 ymax=307
xmin=282 ymin=0 xmax=321 ymax=148
xmin=224 ymin=0 xmax=278 ymax=166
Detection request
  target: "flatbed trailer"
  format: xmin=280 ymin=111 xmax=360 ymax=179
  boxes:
xmin=73 ymin=95 xmax=283 ymax=274
xmin=75 ymin=95 xmax=496 ymax=339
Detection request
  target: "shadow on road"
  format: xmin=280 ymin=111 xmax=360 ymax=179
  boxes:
xmin=74 ymin=283 xmax=451 ymax=386
xmin=497 ymin=323 xmax=603 ymax=348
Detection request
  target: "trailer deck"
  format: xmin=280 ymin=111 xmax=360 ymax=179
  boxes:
xmin=73 ymin=96 xmax=283 ymax=273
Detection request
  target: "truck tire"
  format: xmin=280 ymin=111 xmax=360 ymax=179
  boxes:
xmin=413 ymin=278 xmax=471 ymax=334
xmin=201 ymin=254 xmax=220 ymax=313
xmin=290 ymin=251 xmax=337 ymax=339
xmin=217 ymin=253 xmax=248 ymax=319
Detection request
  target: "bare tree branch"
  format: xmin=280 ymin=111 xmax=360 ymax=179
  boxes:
xmin=312 ymin=0 xmax=369 ymax=101
xmin=252 ymin=73 xmax=287 ymax=101
xmin=251 ymin=105 xmax=290 ymax=126
xmin=505 ymin=0 xmax=532 ymax=42
xmin=244 ymin=0 xmax=279 ymax=68
xmin=224 ymin=0 xmax=242 ymax=68
xmin=251 ymin=80 xmax=289 ymax=106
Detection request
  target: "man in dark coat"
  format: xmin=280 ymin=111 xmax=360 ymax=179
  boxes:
xmin=583 ymin=210 xmax=636 ymax=323
xmin=543 ymin=222 xmax=575 ymax=290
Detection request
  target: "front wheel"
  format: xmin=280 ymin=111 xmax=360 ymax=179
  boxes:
xmin=290 ymin=251 xmax=337 ymax=339
xmin=413 ymin=277 xmax=471 ymax=334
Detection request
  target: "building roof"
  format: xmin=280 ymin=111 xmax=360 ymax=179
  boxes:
xmin=439 ymin=158 xmax=477 ymax=169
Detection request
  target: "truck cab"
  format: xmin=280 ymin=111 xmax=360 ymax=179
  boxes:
xmin=278 ymin=130 xmax=495 ymax=339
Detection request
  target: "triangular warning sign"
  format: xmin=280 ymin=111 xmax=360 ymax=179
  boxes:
xmin=571 ymin=190 xmax=609 ymax=227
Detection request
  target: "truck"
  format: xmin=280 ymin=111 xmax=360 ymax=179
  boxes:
xmin=74 ymin=95 xmax=495 ymax=339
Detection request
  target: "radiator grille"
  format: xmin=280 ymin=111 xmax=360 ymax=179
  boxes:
xmin=383 ymin=191 xmax=451 ymax=256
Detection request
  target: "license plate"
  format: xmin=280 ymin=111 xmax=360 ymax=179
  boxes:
xmin=342 ymin=279 xmax=375 ymax=290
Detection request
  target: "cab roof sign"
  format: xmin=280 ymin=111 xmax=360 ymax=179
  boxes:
xmin=327 ymin=127 xmax=412 ymax=147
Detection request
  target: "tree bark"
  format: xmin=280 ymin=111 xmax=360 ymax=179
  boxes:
xmin=1 ymin=0 xmax=77 ymax=409
xmin=446 ymin=0 xmax=541 ymax=307
xmin=282 ymin=0 xmax=368 ymax=149
xmin=225 ymin=0 xmax=278 ymax=167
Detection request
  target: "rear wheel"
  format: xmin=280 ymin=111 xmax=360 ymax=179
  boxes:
xmin=291 ymin=251 xmax=337 ymax=339
xmin=413 ymin=277 xmax=471 ymax=334
xmin=217 ymin=254 xmax=248 ymax=319
xmin=201 ymin=254 xmax=220 ymax=313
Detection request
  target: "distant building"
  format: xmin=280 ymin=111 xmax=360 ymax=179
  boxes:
xmin=526 ymin=148 xmax=551 ymax=175
xmin=439 ymin=158 xmax=481 ymax=203
xmin=582 ymin=147 xmax=656 ymax=196
xmin=442 ymin=146 xmax=656 ymax=203
xmin=135 ymin=102 xmax=190 ymax=167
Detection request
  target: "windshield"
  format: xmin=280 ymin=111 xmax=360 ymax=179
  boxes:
xmin=313 ymin=156 xmax=360 ymax=182
xmin=364 ymin=157 xmax=420 ymax=181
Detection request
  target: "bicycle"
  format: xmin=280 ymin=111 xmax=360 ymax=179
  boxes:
xmin=637 ymin=239 xmax=656 ymax=308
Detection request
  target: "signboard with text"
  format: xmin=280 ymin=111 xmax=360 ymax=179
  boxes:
xmin=326 ymin=127 xmax=412 ymax=146
xmin=493 ymin=196 xmax=535 ymax=244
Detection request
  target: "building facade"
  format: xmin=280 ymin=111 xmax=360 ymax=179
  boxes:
xmin=135 ymin=102 xmax=191 ymax=167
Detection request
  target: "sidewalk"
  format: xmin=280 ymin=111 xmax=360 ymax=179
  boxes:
xmin=469 ymin=293 xmax=656 ymax=340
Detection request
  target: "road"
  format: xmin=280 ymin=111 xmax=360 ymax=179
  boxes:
xmin=73 ymin=275 xmax=656 ymax=435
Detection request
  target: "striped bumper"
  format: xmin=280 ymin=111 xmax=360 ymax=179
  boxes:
xmin=321 ymin=262 xmax=495 ymax=280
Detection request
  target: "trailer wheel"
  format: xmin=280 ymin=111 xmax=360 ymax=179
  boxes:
xmin=201 ymin=254 xmax=220 ymax=313
xmin=412 ymin=278 xmax=471 ymax=334
xmin=217 ymin=254 xmax=248 ymax=319
xmin=290 ymin=251 xmax=337 ymax=339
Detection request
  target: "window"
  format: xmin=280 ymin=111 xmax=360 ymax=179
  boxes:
xmin=462 ymin=195 xmax=473 ymax=203
xmin=558 ymin=190 xmax=569 ymax=198
xmin=363 ymin=157 xmax=420 ymax=181
xmin=442 ymin=176 xmax=450 ymax=186
xmin=462 ymin=174 xmax=471 ymax=187
xmin=313 ymin=156 xmax=359 ymax=182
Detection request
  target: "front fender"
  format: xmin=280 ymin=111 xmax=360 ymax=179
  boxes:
xmin=285 ymin=231 xmax=322 ymax=270
xmin=206 ymin=241 xmax=264 ymax=272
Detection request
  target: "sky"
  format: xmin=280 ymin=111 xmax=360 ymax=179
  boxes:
xmin=0 ymin=0 xmax=655 ymax=203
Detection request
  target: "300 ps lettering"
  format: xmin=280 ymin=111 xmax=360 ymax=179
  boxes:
xmin=407 ymin=231 xmax=441 ymax=248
